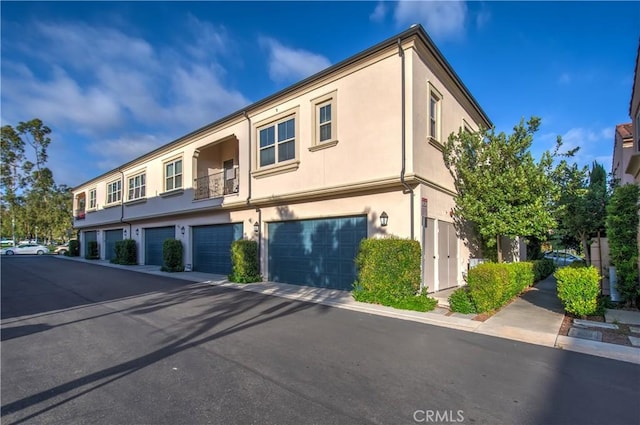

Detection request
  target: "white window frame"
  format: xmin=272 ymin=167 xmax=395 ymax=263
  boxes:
xmin=428 ymin=82 xmax=443 ymax=144
xmin=253 ymin=106 xmax=300 ymax=178
xmin=310 ymin=91 xmax=338 ymax=151
xmin=127 ymin=173 xmax=146 ymax=201
xmin=88 ymin=188 xmax=97 ymax=210
xmin=164 ymin=158 xmax=183 ymax=192
xmin=106 ymin=179 xmax=122 ymax=205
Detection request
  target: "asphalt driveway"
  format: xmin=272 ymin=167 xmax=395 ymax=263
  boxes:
xmin=1 ymin=256 xmax=638 ymax=424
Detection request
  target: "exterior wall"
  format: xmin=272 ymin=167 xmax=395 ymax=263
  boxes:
xmin=612 ymin=130 xmax=635 ymax=185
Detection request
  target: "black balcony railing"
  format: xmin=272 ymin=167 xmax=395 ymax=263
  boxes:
xmin=194 ymin=167 xmax=239 ymax=201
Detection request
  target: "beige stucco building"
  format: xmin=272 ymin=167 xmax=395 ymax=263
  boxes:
xmin=72 ymin=25 xmax=492 ymax=292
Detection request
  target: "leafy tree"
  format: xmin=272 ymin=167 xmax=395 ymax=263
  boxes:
xmin=0 ymin=119 xmax=71 ymax=242
xmin=442 ymin=117 xmax=559 ymax=262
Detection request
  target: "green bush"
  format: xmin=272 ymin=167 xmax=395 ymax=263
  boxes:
xmin=68 ymin=239 xmax=80 ymax=257
xmin=228 ymin=240 xmax=261 ymax=283
xmin=353 ymin=237 xmax=437 ymax=312
xmin=161 ymin=239 xmax=184 ymax=272
xmin=606 ymin=184 xmax=640 ymax=306
xmin=466 ymin=262 xmax=534 ymax=313
xmin=448 ymin=287 xmax=476 ymax=314
xmin=85 ymin=240 xmax=99 ymax=260
xmin=532 ymin=258 xmax=555 ymax=281
xmin=111 ymin=239 xmax=137 ymax=265
xmin=555 ymin=266 xmax=601 ymax=317
xmin=569 ymin=260 xmax=587 ymax=268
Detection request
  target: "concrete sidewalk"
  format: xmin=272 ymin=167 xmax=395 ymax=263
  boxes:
xmin=54 ymin=256 xmax=639 ymax=364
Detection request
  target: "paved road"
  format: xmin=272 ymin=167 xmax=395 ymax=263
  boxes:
xmin=1 ymin=257 xmax=638 ymax=425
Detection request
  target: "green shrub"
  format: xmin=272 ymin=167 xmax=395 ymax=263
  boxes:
xmin=161 ymin=239 xmax=184 ymax=272
xmin=85 ymin=240 xmax=99 ymax=260
xmin=606 ymin=184 xmax=640 ymax=306
xmin=353 ymin=237 xmax=436 ymax=312
xmin=68 ymin=239 xmax=80 ymax=257
xmin=467 ymin=263 xmax=510 ymax=313
xmin=228 ymin=240 xmax=261 ymax=283
xmin=532 ymin=258 xmax=555 ymax=281
xmin=555 ymin=266 xmax=601 ymax=317
xmin=111 ymin=239 xmax=137 ymax=265
xmin=508 ymin=262 xmax=535 ymax=295
xmin=448 ymin=287 xmax=476 ymax=314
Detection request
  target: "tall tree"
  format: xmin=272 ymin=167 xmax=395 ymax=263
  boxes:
xmin=442 ymin=117 xmax=559 ymax=262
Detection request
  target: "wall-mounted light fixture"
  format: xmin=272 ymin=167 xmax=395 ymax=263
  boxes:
xmin=380 ymin=211 xmax=389 ymax=227
xmin=181 ymin=226 xmax=185 ymax=235
xmin=136 ymin=228 xmax=139 ymax=237
xmin=123 ymin=229 xmax=127 ymax=238
xmin=254 ymin=222 xmax=260 ymax=234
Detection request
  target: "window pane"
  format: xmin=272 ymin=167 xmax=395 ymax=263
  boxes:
xmin=166 ymin=163 xmax=174 ymax=177
xmin=430 ymin=120 xmax=436 ymax=138
xmin=141 ymin=186 xmax=145 ymax=197
xmin=260 ymin=146 xmax=275 ymax=166
xmin=260 ymin=127 xmax=275 ymax=147
xmin=166 ymin=177 xmax=174 ymax=191
xmin=175 ymin=160 xmax=182 ymax=174
xmin=320 ymin=123 xmax=331 ymax=141
xmin=129 ymin=179 xmax=134 ymax=189
xmin=141 ymin=174 xmax=145 ymax=185
xmin=320 ymin=104 xmax=331 ymax=124
xmin=278 ymin=140 xmax=295 ymax=162
xmin=129 ymin=189 xmax=134 ymax=199
xmin=278 ymin=118 xmax=295 ymax=142
xmin=175 ymin=175 xmax=182 ymax=188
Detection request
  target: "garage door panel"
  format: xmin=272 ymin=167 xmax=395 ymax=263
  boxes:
xmin=268 ymin=215 xmax=367 ymax=290
xmin=105 ymin=229 xmax=123 ymax=261
xmin=145 ymin=227 xmax=175 ymax=266
xmin=192 ymin=223 xmax=243 ymax=274
xmin=84 ymin=231 xmax=97 ymax=258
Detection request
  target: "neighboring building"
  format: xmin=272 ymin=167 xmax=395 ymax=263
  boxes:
xmin=612 ymin=123 xmax=634 ymax=185
xmin=72 ymin=25 xmax=492 ymax=292
xmin=626 ymin=40 xmax=640 ymax=181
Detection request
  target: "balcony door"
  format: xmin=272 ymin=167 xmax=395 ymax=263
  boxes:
xmin=223 ymin=159 xmax=235 ymax=195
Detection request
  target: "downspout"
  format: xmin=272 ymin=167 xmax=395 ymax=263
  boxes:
xmin=244 ymin=111 xmax=261 ymax=274
xmin=398 ymin=38 xmax=415 ymax=240
xmin=118 ymin=169 xmax=132 ymax=238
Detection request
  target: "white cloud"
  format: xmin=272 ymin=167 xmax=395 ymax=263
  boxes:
xmin=394 ymin=0 xmax=468 ymax=40
xmin=476 ymin=7 xmax=491 ymax=29
xmin=370 ymin=2 xmax=388 ymax=22
xmin=259 ymin=37 xmax=331 ymax=83
xmin=87 ymin=134 xmax=167 ymax=171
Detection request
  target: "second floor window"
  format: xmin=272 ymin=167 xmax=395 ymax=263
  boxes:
xmin=128 ymin=174 xmax=146 ymax=200
xmin=165 ymin=159 xmax=182 ymax=191
xmin=318 ymin=103 xmax=332 ymax=142
xmin=107 ymin=180 xmax=121 ymax=204
xmin=429 ymin=91 xmax=441 ymax=141
xmin=259 ymin=116 xmax=295 ymax=167
xmin=89 ymin=189 xmax=96 ymax=209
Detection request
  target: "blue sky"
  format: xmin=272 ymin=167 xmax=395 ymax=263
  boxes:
xmin=2 ymin=1 xmax=639 ymax=188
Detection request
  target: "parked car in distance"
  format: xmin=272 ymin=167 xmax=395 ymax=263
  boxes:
xmin=2 ymin=243 xmax=49 ymax=255
xmin=0 ymin=239 xmax=15 ymax=247
xmin=54 ymin=244 xmax=69 ymax=255
xmin=543 ymin=251 xmax=582 ymax=266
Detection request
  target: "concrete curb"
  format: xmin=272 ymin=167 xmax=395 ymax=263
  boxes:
xmin=53 ymin=256 xmax=639 ymax=363
xmin=555 ymin=335 xmax=640 ymax=365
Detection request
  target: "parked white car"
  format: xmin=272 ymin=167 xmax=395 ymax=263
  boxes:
xmin=2 ymin=244 xmax=49 ymax=255
xmin=543 ymin=251 xmax=583 ymax=266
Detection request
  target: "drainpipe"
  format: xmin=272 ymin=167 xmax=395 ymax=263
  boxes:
xmin=398 ymin=38 xmax=415 ymax=240
xmin=244 ymin=111 xmax=252 ymax=206
xmin=118 ymin=169 xmax=133 ymax=238
xmin=255 ymin=207 xmax=261 ymax=274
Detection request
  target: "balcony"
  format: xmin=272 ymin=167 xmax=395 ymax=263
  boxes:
xmin=75 ymin=209 xmax=86 ymax=220
xmin=194 ymin=166 xmax=239 ymax=201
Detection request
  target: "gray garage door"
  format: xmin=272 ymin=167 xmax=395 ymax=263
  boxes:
xmin=192 ymin=223 xmax=243 ymax=274
xmin=104 ymin=229 xmax=123 ymax=261
xmin=268 ymin=215 xmax=367 ymax=290
xmin=84 ymin=231 xmax=97 ymax=258
xmin=144 ymin=226 xmax=175 ymax=266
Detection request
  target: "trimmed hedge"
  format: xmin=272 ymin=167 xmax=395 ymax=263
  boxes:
xmin=228 ymin=240 xmax=261 ymax=283
xmin=555 ymin=266 xmax=600 ymax=317
xmin=532 ymin=258 xmax=555 ymax=281
xmin=68 ymin=239 xmax=80 ymax=257
xmin=466 ymin=262 xmax=536 ymax=313
xmin=85 ymin=240 xmax=99 ymax=260
xmin=111 ymin=239 xmax=137 ymax=265
xmin=353 ymin=237 xmax=437 ymax=312
xmin=569 ymin=260 xmax=587 ymax=268
xmin=161 ymin=239 xmax=184 ymax=272
xmin=448 ymin=287 xmax=476 ymax=314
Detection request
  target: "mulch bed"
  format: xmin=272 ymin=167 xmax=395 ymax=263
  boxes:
xmin=559 ymin=314 xmax=634 ymax=347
